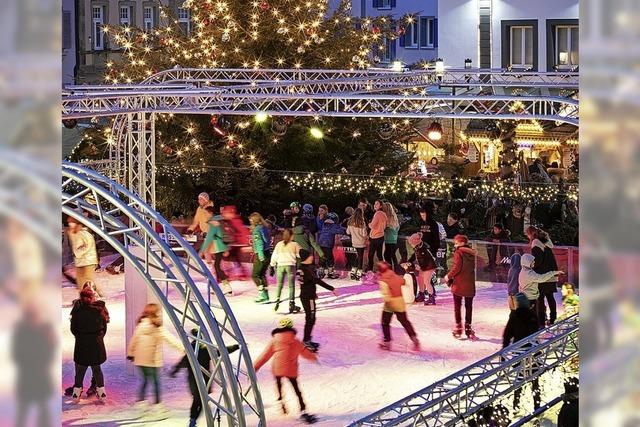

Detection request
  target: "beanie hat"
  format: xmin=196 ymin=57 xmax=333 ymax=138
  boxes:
xmin=278 ymin=317 xmax=294 ymax=329
xmin=408 ymin=232 xmax=423 ymax=248
xmin=327 ymin=212 xmax=339 ymax=222
xmin=198 ymin=192 xmax=210 ymax=202
xmin=302 ymin=203 xmax=313 ymax=214
xmin=290 ymin=201 xmax=300 ymax=209
xmin=515 ymin=292 xmax=530 ymax=309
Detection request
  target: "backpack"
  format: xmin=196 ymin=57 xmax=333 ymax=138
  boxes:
xmin=221 ymin=220 xmax=236 ymax=244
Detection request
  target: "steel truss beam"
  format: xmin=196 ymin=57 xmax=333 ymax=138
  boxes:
xmin=61 ymin=162 xmax=266 ymax=427
xmin=61 ymin=90 xmax=578 ymax=125
xmin=349 ymin=315 xmax=578 ymax=427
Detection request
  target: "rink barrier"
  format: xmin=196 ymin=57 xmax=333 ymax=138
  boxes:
xmin=62 ymin=162 xmax=266 ymax=427
xmin=348 ymin=314 xmax=578 ymax=427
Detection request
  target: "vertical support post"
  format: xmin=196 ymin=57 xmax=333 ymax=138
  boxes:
xmin=126 ymin=112 xmax=156 ymax=208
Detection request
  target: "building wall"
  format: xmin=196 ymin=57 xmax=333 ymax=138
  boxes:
xmin=438 ymin=0 xmax=578 ymax=70
xmin=62 ymin=0 xmax=77 ymax=86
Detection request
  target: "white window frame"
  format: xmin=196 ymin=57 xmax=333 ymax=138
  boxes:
xmin=555 ymin=25 xmax=578 ymax=69
xmin=92 ymin=5 xmax=104 ymax=51
xmin=119 ymin=5 xmax=130 ymax=26
xmin=178 ymin=7 xmax=191 ymax=35
xmin=407 ymin=21 xmax=418 ymax=48
xmin=380 ymin=37 xmax=392 ymax=63
xmin=509 ymin=26 xmax=533 ymax=68
xmin=144 ymin=6 xmax=154 ymax=31
xmin=420 ymin=17 xmax=435 ymax=49
xmin=379 ymin=0 xmax=391 ymax=10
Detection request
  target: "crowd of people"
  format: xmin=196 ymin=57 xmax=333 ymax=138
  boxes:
xmin=62 ymin=189 xmax=578 ymax=426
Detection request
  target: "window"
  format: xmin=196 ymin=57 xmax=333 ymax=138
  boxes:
xmin=178 ymin=7 xmax=191 ymax=35
xmin=510 ymin=26 xmax=533 ymax=67
xmin=405 ymin=21 xmax=418 ymax=48
xmin=63 ymin=11 xmax=72 ymax=50
xmin=419 ymin=17 xmax=435 ymax=48
xmin=92 ymin=6 xmax=104 ymax=50
xmin=144 ymin=6 xmax=154 ymax=31
xmin=119 ymin=5 xmax=130 ymax=26
xmin=373 ymin=0 xmax=395 ymax=9
xmin=379 ymin=37 xmax=394 ymax=63
xmin=555 ymin=25 xmax=578 ymax=68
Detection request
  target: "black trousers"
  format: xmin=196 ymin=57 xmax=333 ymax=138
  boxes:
xmin=300 ymin=298 xmax=316 ymax=342
xmin=367 ymin=237 xmax=384 ymax=271
xmin=381 ymin=311 xmax=416 ymax=342
xmin=276 ymin=376 xmax=306 ymax=412
xmin=453 ymin=295 xmax=474 ymax=325
xmin=74 ymin=363 xmax=104 ymax=388
xmin=354 ymin=247 xmax=365 ymax=270
xmin=384 ymin=243 xmax=398 ymax=271
xmin=320 ymin=246 xmax=334 ymax=268
xmin=188 ymin=380 xmax=211 ymax=420
xmin=213 ymin=252 xmax=227 ymax=282
xmin=537 ymin=290 xmax=557 ymax=327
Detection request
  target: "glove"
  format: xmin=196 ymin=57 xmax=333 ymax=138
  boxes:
xmin=269 ymin=266 xmax=275 ymax=277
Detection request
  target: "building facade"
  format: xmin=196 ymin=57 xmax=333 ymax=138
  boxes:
xmin=62 ymin=0 xmax=77 ymax=86
xmin=76 ymin=0 xmax=192 ymax=83
xmin=438 ymin=0 xmax=579 ymax=70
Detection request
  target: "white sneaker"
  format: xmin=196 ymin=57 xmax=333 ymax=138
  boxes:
xmin=95 ymin=386 xmax=107 ymax=401
xmin=72 ymin=387 xmax=82 ymax=403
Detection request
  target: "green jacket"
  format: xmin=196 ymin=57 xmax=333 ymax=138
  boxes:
xmin=200 ymin=218 xmax=227 ymax=255
xmin=251 ymin=224 xmax=270 ymax=261
xmin=384 ymin=225 xmax=399 ymax=244
xmin=292 ymin=225 xmax=324 ymax=258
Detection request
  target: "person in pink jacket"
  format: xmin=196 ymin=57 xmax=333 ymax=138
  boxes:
xmin=254 ymin=317 xmax=318 ymax=424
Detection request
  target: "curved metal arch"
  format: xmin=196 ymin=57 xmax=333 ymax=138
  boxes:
xmin=61 ymin=162 xmax=265 ymax=426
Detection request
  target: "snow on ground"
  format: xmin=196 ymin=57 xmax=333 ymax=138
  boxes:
xmin=61 ymin=261 xmax=564 ymax=426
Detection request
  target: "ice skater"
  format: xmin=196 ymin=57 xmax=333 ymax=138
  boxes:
xmin=170 ymin=328 xmax=240 ymax=427
xmin=199 ymin=206 xmax=233 ymax=296
xmin=297 ymin=249 xmax=338 ymax=351
xmin=518 ymin=254 xmax=563 ymax=324
xmin=345 ymin=208 xmax=368 ymax=280
xmin=249 ymin=212 xmax=271 ymax=304
xmin=443 ymin=235 xmax=478 ymax=339
xmin=127 ymin=303 xmax=184 ymax=419
xmin=377 ymin=262 xmax=420 ymax=351
xmin=316 ymin=212 xmax=345 ymax=279
xmin=506 ymin=252 xmax=522 ymax=311
xmin=407 ymin=232 xmax=438 ymax=305
xmin=270 ymin=229 xmax=302 ymax=313
xmin=253 ymin=317 xmax=319 ymax=424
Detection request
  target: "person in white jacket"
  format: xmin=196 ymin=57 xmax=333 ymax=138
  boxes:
xmin=127 ymin=303 xmax=184 ymax=418
xmin=270 ymin=229 xmax=301 ymax=314
xmin=67 ymin=216 xmax=103 ymax=296
xmin=346 ymin=208 xmax=368 ymax=280
xmin=518 ymin=254 xmax=563 ymax=323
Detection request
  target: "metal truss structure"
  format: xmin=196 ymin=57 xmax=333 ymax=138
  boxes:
xmin=61 ymin=162 xmax=265 ymax=427
xmin=349 ymin=315 xmax=578 ymax=427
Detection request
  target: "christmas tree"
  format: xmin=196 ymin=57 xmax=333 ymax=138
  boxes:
xmin=78 ymin=0 xmax=420 ymax=217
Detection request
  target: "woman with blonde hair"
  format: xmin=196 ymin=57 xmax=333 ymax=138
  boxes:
xmin=382 ymin=202 xmax=400 ymax=272
xmin=127 ymin=303 xmax=183 ymax=418
xmin=270 ymin=229 xmax=302 ymax=314
xmin=249 ymin=212 xmax=271 ymax=304
xmin=346 ymin=208 xmax=368 ymax=280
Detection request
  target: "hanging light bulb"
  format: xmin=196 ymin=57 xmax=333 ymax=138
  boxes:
xmin=309 ymin=127 xmax=324 ymax=139
xmin=255 ymin=112 xmax=268 ymax=123
xmin=427 ymin=121 xmax=443 ymax=141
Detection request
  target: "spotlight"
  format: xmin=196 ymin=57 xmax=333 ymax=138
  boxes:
xmin=427 ymin=121 xmax=443 ymax=141
xmin=255 ymin=112 xmax=268 ymax=123
xmin=310 ymin=127 xmax=324 ymax=139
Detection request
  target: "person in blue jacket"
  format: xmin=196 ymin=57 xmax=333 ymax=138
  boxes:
xmin=317 ymin=212 xmax=345 ymax=279
xmin=506 ymin=252 xmax=522 ymax=311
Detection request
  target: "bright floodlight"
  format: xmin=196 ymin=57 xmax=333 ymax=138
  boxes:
xmin=255 ymin=112 xmax=268 ymax=123
xmin=310 ymin=127 xmax=324 ymax=139
xmin=427 ymin=121 xmax=443 ymax=141
xmin=392 ymin=61 xmax=403 ymax=72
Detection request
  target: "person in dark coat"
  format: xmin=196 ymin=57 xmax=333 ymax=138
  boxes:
xmin=417 ymin=207 xmax=441 ymax=254
xmin=407 ymin=232 xmax=438 ymax=305
xmin=170 ymin=329 xmax=239 ymax=427
xmin=526 ymin=226 xmax=560 ymax=328
xmin=70 ymin=287 xmax=109 ymax=402
xmin=444 ymin=235 xmax=478 ymax=338
xmin=557 ymin=378 xmax=579 ymax=427
xmin=504 ymin=205 xmax=525 ymax=242
xmin=485 ymin=223 xmax=510 ymax=271
xmin=297 ymin=249 xmax=338 ymax=350
xmin=502 ymin=294 xmax=541 ymax=411
xmin=444 ymin=213 xmax=463 ymax=238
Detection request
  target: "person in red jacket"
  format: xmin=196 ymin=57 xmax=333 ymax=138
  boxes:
xmin=444 ymin=235 xmax=478 ymax=339
xmin=221 ymin=206 xmax=250 ymax=279
xmin=253 ymin=317 xmax=319 ymax=424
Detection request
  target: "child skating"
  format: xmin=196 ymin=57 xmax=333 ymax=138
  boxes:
xmin=377 ymin=262 xmax=420 ymax=351
xmin=127 ymin=303 xmax=184 ymax=419
xmin=316 ymin=212 xmax=345 ymax=279
xmin=407 ymin=232 xmax=438 ymax=305
xmin=254 ymin=317 xmax=319 ymax=424
xmin=443 ymin=235 xmax=478 ymax=339
xmin=297 ymin=249 xmax=338 ymax=351
xmin=270 ymin=229 xmax=302 ymax=313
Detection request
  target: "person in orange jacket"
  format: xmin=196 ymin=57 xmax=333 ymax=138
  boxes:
xmin=253 ymin=317 xmax=319 ymax=424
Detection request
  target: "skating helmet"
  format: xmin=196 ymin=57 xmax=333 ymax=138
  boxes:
xmin=302 ymin=203 xmax=314 ymax=214
xmin=278 ymin=317 xmax=294 ymax=329
xmin=327 ymin=212 xmax=339 ymax=223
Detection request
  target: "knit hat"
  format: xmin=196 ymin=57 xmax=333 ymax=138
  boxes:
xmin=515 ymin=293 xmax=530 ymax=309
xmin=198 ymin=192 xmax=210 ymax=202
xmin=407 ymin=232 xmax=423 ymax=248
xmin=290 ymin=201 xmax=301 ymax=209
xmin=302 ymin=203 xmax=313 ymax=214
xmin=520 ymin=253 xmax=535 ymax=268
xmin=278 ymin=317 xmax=294 ymax=329
xmin=327 ymin=212 xmax=339 ymax=222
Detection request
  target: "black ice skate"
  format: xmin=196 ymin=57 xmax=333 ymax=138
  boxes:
xmin=300 ymin=413 xmax=318 ymax=424
xmin=288 ymin=301 xmax=301 ymax=314
xmin=465 ymin=324 xmax=477 ymax=340
xmin=424 ymin=294 xmax=436 ymax=305
xmin=304 ymin=341 xmax=320 ymax=352
xmin=327 ymin=268 xmax=340 ymax=279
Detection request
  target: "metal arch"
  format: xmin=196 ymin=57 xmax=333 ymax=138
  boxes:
xmin=0 ymin=147 xmax=61 ymax=252
xmin=349 ymin=315 xmax=579 ymax=426
xmin=61 ymin=162 xmax=266 ymax=427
